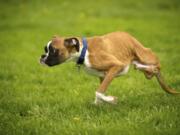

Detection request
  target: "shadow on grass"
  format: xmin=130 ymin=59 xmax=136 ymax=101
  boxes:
xmin=84 ymin=92 xmax=180 ymax=116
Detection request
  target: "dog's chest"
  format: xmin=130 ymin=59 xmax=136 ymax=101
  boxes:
xmin=83 ymin=52 xmax=105 ymax=77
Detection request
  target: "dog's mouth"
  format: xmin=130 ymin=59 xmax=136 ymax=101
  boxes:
xmin=39 ymin=57 xmax=47 ymax=65
xmin=39 ymin=57 xmax=59 ymax=67
xmin=39 ymin=54 xmax=63 ymax=67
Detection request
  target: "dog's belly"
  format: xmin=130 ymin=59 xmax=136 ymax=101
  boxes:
xmin=84 ymin=51 xmax=129 ymax=77
xmin=84 ymin=65 xmax=129 ymax=77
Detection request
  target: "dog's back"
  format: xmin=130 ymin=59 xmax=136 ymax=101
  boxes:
xmin=88 ymin=31 xmax=160 ymax=68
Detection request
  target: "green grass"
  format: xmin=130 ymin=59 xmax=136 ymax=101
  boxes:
xmin=0 ymin=0 xmax=180 ymax=135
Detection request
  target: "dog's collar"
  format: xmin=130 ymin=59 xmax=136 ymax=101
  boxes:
xmin=76 ymin=37 xmax=88 ymax=65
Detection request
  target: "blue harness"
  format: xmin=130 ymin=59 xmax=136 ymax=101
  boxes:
xmin=77 ymin=37 xmax=88 ymax=65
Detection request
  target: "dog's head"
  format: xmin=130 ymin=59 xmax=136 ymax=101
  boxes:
xmin=40 ymin=36 xmax=80 ymax=66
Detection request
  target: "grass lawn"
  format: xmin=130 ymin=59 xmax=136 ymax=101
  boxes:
xmin=0 ymin=0 xmax=180 ymax=135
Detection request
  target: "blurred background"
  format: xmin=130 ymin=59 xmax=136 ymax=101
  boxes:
xmin=0 ymin=0 xmax=180 ymax=135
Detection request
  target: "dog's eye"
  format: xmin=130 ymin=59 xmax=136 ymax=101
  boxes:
xmin=54 ymin=49 xmax=59 ymax=56
xmin=50 ymin=48 xmax=59 ymax=56
xmin=49 ymin=45 xmax=54 ymax=53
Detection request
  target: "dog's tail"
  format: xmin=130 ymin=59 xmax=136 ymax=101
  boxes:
xmin=155 ymin=72 xmax=180 ymax=94
xmin=130 ymin=37 xmax=179 ymax=94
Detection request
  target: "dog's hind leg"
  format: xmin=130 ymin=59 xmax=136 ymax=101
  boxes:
xmin=133 ymin=61 xmax=158 ymax=79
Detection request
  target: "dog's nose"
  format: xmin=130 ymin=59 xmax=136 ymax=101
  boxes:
xmin=41 ymin=54 xmax=46 ymax=59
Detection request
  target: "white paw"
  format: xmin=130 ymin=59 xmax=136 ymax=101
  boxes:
xmin=105 ymin=96 xmax=118 ymax=104
xmin=95 ymin=92 xmax=118 ymax=105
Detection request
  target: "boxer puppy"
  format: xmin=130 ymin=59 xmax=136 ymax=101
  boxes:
xmin=40 ymin=32 xmax=179 ymax=104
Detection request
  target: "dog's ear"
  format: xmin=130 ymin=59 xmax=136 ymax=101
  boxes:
xmin=64 ymin=37 xmax=79 ymax=52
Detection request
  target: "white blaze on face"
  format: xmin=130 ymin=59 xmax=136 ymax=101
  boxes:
xmin=44 ymin=41 xmax=52 ymax=60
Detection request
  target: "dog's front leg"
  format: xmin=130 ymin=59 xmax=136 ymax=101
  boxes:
xmin=94 ymin=65 xmax=124 ymax=104
xmin=94 ymin=77 xmax=105 ymax=104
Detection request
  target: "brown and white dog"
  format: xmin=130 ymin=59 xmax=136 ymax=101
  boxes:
xmin=40 ymin=32 xmax=179 ymax=104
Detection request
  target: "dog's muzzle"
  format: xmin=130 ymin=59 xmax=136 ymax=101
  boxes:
xmin=40 ymin=54 xmax=47 ymax=65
